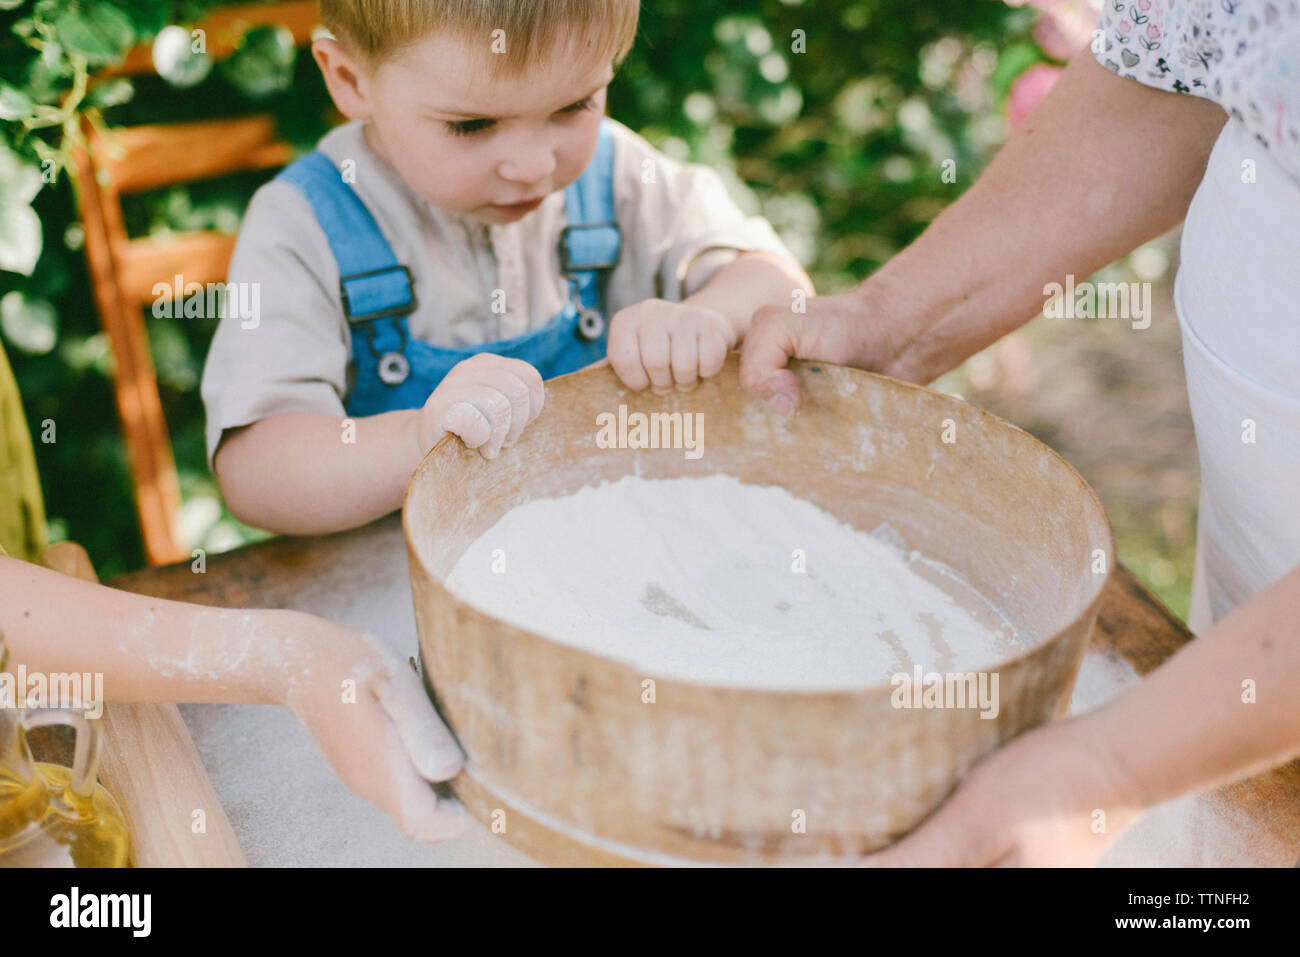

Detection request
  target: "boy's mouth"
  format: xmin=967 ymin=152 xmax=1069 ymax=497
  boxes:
xmin=491 ymin=196 xmax=546 ymax=216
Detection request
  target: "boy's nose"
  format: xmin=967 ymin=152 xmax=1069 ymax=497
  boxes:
xmin=497 ymin=148 xmax=557 ymax=187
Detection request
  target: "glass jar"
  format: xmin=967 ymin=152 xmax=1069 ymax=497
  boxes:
xmin=0 ymin=629 xmax=130 ymax=867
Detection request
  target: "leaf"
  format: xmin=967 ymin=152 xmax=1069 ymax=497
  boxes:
xmin=0 ymin=82 xmax=34 ymax=121
xmin=40 ymin=39 xmax=73 ymax=79
xmin=48 ymin=0 xmax=136 ymax=68
xmin=124 ymin=0 xmax=170 ymax=36
xmin=0 ymin=201 xmax=43 ymax=276
xmin=152 ymin=25 xmax=212 ymax=88
xmin=990 ymin=42 xmax=1047 ymax=106
xmin=0 ymin=145 xmax=44 ymax=276
xmin=86 ymin=76 xmax=134 ymax=108
xmin=0 ymin=144 xmax=44 ymax=206
xmin=221 ymin=24 xmax=296 ymax=98
xmin=0 ymin=291 xmax=58 ymax=354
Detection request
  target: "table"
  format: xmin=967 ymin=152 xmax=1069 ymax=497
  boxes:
xmin=107 ymin=513 xmax=1300 ymax=866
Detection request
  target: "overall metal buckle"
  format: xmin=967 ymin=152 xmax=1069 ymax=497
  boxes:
xmin=338 ymin=265 xmax=418 ymax=323
xmin=560 ymin=223 xmax=619 ymax=342
xmin=558 ymin=222 xmax=621 ymax=273
xmin=340 ymin=266 xmax=417 ymax=387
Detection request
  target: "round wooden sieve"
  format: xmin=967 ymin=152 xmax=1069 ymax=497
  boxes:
xmin=402 ymin=356 xmax=1113 ymax=865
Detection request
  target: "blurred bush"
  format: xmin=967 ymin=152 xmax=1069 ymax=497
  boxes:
xmin=1 ymin=0 xmax=1057 ymax=576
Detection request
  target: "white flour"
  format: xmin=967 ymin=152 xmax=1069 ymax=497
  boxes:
xmin=444 ymin=474 xmax=1025 ymax=688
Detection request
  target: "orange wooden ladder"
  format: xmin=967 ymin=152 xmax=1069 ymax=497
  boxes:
xmin=70 ymin=1 xmax=320 ymax=565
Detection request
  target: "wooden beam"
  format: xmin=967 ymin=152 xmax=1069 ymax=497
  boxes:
xmin=71 ymin=135 xmax=188 ymax=566
xmin=93 ymin=115 xmax=293 ymax=195
xmin=115 ymin=232 xmax=239 ymax=307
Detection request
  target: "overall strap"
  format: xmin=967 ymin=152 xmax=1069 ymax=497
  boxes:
xmin=560 ymin=120 xmax=621 ymax=316
xmin=277 ymin=152 xmax=416 ymax=323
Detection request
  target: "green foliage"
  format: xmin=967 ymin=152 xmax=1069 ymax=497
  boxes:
xmin=1 ymin=0 xmax=1034 ymax=575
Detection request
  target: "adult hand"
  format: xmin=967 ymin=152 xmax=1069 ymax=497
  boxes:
xmin=741 ymin=52 xmax=1229 ymax=419
xmin=739 ymin=286 xmax=919 ymax=415
xmin=862 ymin=715 xmax=1144 ymax=866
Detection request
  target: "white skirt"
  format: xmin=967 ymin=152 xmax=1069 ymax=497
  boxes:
xmin=1178 ymin=118 xmax=1300 ymax=633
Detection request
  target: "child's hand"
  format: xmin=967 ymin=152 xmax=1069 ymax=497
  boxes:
xmin=607 ymin=299 xmax=736 ymax=394
xmin=279 ymin=613 xmax=471 ymax=844
xmin=418 ymin=354 xmax=545 ymax=459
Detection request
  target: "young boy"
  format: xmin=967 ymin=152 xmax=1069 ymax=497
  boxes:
xmin=201 ymin=0 xmax=812 ymax=536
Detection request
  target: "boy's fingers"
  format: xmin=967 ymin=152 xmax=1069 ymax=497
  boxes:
xmin=524 ymin=367 xmax=545 ymax=423
xmin=496 ymin=374 xmax=534 ymax=449
xmin=480 ymin=389 xmax=513 ymax=458
xmin=441 ymin=400 xmax=491 ymax=449
xmin=698 ymin=328 xmax=729 ymax=379
xmin=494 ymin=357 xmax=545 ymax=424
xmin=607 ymin=323 xmax=650 ymax=391
xmin=671 ymin=325 xmax=699 ymax=390
xmin=442 ymin=386 xmax=512 ymax=457
xmin=639 ymin=323 xmax=674 ymax=394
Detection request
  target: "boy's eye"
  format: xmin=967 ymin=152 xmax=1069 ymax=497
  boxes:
xmin=446 ymin=118 xmax=495 ymax=137
xmin=442 ymin=97 xmax=594 ymax=137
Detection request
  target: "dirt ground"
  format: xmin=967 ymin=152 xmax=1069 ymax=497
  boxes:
xmin=935 ymin=236 xmax=1199 ymax=621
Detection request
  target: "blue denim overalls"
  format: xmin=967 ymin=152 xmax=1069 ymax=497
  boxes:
xmin=276 ymin=121 xmax=622 ymax=417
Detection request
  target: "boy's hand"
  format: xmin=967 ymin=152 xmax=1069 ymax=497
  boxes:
xmin=607 ymin=299 xmax=736 ymax=394
xmin=279 ymin=613 xmax=471 ymax=844
xmin=417 ymin=354 xmax=545 ymax=459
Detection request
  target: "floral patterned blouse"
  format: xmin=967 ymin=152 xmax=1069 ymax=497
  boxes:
xmin=1093 ymin=0 xmax=1300 ymax=183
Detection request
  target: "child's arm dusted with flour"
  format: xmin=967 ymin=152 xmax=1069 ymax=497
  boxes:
xmin=0 ymin=555 xmax=469 ymax=843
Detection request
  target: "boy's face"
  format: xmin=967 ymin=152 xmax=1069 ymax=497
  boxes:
xmin=324 ymin=32 xmax=613 ymax=225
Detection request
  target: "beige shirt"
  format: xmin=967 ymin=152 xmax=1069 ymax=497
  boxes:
xmin=201 ymin=118 xmax=796 ymax=469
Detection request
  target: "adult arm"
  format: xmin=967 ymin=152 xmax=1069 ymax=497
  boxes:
xmin=865 ymin=566 xmax=1300 ymax=865
xmin=741 ymin=50 xmax=1228 ymax=406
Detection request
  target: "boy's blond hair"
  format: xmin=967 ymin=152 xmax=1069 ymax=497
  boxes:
xmin=320 ymin=0 xmax=640 ymax=75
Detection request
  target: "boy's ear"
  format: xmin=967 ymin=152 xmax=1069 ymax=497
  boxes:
xmin=311 ymin=37 xmax=372 ymax=120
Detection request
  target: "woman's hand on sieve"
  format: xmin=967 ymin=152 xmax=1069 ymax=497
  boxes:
xmin=739 ymin=284 xmax=920 ymax=416
xmin=859 ymin=714 xmax=1145 ymax=867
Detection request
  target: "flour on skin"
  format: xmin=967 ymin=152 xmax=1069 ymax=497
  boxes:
xmin=444 ymin=474 xmax=1025 ymax=689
